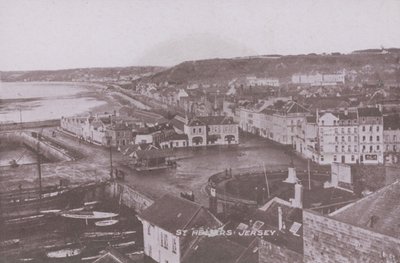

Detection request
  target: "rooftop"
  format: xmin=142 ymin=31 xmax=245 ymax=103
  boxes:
xmin=357 ymin=107 xmax=382 ymax=117
xmin=138 ymin=194 xmax=221 ymax=234
xmin=330 ymin=180 xmax=400 ymax=239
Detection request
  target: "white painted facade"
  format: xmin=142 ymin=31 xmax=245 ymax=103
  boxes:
xmin=142 ymin=220 xmax=180 ymax=263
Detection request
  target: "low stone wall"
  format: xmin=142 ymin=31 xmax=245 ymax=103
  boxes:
xmin=0 ymin=119 xmax=59 ymax=131
xmin=105 ymin=182 xmax=154 ymax=213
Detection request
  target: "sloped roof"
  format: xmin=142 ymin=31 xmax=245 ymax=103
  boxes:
xmin=182 ymin=236 xmax=257 ymax=263
xmin=187 ymin=116 xmax=237 ymax=126
xmin=330 ymin=180 xmax=400 ymax=239
xmin=357 ymin=107 xmax=382 ymax=117
xmin=384 ymin=114 xmax=400 ymax=130
xmin=135 ymin=149 xmax=173 ymax=159
xmin=139 ymin=194 xmax=221 ymax=234
xmin=93 ymin=247 xmax=134 ymax=263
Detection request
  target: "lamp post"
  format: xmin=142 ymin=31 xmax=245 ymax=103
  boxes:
xmin=106 ymin=135 xmax=113 ymax=180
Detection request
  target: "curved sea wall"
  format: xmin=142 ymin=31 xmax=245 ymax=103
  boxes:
xmin=0 ymin=131 xmax=73 ymax=162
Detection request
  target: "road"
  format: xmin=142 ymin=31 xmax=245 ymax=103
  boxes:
xmin=1 ymin=126 xmax=322 ymax=206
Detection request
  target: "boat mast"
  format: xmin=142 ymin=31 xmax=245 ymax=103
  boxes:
xmin=37 ymin=131 xmax=43 ymax=201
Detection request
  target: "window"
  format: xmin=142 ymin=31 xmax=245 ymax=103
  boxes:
xmin=351 ymin=155 xmax=355 ymax=161
xmin=321 ymin=120 xmax=325 ymax=126
xmin=147 ymin=224 xmax=152 ymax=235
xmin=377 ymin=145 xmax=380 ymax=151
xmin=161 ymin=233 xmax=169 ymax=249
xmin=341 ymin=136 xmax=345 ymax=142
xmin=348 ymin=136 xmax=351 ymax=142
xmin=320 ymin=145 xmax=324 ymax=152
xmin=362 ymin=126 xmax=366 ymax=132
xmin=354 ymin=145 xmax=358 ymax=152
xmin=377 ymin=126 xmax=380 ymax=131
xmin=348 ymin=145 xmax=351 ymax=152
xmin=377 ymin=136 xmax=380 ymax=142
xmin=362 ymin=145 xmax=366 ymax=152
xmin=335 ymin=136 xmax=338 ymax=142
xmin=176 ymin=142 xmax=179 ymax=146
xmin=321 ymin=155 xmax=324 ymax=161
xmin=333 ymin=155 xmax=337 ymax=162
xmin=363 ymin=136 xmax=366 ymax=142
xmin=199 ymin=128 xmax=202 ymax=133
xmin=341 ymin=128 xmax=345 ymax=133
xmin=369 ymin=126 xmax=373 ymax=132
xmin=172 ymin=238 xmax=177 ymax=254
xmin=335 ymin=145 xmax=338 ymax=152
xmin=183 ymin=142 xmax=186 ymax=146
xmin=347 ymin=128 xmax=351 ymax=133
xmin=192 ymin=128 xmax=196 ymax=134
xmin=354 ymin=127 xmax=357 ymax=133
xmin=354 ymin=136 xmax=357 ymax=142
xmin=370 ymin=136 xmax=373 ymax=142
xmin=335 ymin=128 xmax=338 ymax=133
xmin=370 ymin=146 xmax=373 ymax=152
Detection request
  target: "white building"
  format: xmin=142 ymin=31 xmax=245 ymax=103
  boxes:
xmin=137 ymin=194 xmax=222 ymax=263
xmin=246 ymin=76 xmax=280 ymax=87
xmin=184 ymin=116 xmax=239 ymax=147
xmin=298 ymin=108 xmax=385 ymax=165
xmin=291 ymin=71 xmax=345 ymax=86
xmin=316 ymin=111 xmax=359 ymax=165
xmin=357 ymin=107 xmax=384 ymax=164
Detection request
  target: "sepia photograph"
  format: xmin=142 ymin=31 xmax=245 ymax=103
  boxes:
xmin=0 ymin=0 xmax=399 ymax=262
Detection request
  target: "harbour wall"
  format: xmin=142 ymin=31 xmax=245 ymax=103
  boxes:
xmin=0 ymin=131 xmax=73 ymax=162
xmin=105 ymin=182 xmax=154 ymax=213
xmin=0 ymin=119 xmax=59 ymax=132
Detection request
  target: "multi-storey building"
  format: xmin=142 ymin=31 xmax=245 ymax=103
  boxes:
xmin=184 ymin=116 xmax=239 ymax=147
xmin=239 ymin=99 xmax=308 ymax=146
xmin=357 ymin=107 xmax=384 ymax=164
xmin=137 ymin=194 xmax=221 ymax=263
xmin=316 ymin=111 xmax=359 ymax=165
xmin=383 ymin=114 xmax=400 ymax=164
xmin=262 ymin=101 xmax=309 ymax=146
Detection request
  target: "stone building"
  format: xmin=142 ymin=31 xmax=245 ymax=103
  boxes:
xmin=303 ymin=180 xmax=400 ymax=263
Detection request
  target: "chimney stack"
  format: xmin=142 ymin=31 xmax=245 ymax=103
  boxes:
xmin=291 ymin=183 xmax=303 ymax=208
xmin=278 ymin=206 xmax=283 ymax=231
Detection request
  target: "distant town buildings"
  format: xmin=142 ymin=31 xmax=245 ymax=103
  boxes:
xmin=292 ymin=71 xmax=345 ymax=86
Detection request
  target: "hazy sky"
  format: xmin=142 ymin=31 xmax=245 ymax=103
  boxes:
xmin=1 ymin=0 xmax=400 ymax=71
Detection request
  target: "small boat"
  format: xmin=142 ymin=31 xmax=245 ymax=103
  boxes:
xmin=61 ymin=211 xmax=118 ymax=220
xmin=46 ymin=247 xmax=83 ymax=259
xmin=95 ymin=219 xmax=119 ymax=227
xmin=0 ymin=239 xmax=20 ymax=248
xmin=40 ymin=209 xmax=61 ymax=214
xmin=113 ymin=241 xmax=135 ymax=248
xmin=81 ymin=255 xmax=101 ymax=261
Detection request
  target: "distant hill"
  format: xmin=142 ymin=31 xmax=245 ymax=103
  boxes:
xmin=0 ymin=66 xmax=165 ymax=82
xmin=136 ymin=50 xmax=400 ymax=86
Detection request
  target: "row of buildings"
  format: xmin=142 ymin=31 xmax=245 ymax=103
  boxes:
xmin=239 ymin=98 xmax=400 ymax=165
xmin=60 ymin=110 xmax=239 ymax=149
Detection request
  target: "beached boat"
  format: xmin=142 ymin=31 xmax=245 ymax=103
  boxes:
xmin=113 ymin=240 xmax=135 ymax=248
xmin=95 ymin=219 xmax=119 ymax=227
xmin=46 ymin=247 xmax=83 ymax=259
xmin=61 ymin=211 xmax=118 ymax=220
xmin=0 ymin=239 xmax=20 ymax=248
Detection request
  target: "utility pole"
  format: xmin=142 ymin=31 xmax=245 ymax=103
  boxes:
xmin=263 ymin=162 xmax=270 ymax=198
xmin=37 ymin=136 xmax=42 ymax=201
xmin=107 ymin=136 xmax=113 ymax=180
xmin=19 ymin=107 xmax=22 ymax=124
xmin=308 ymin=159 xmax=311 ymax=190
